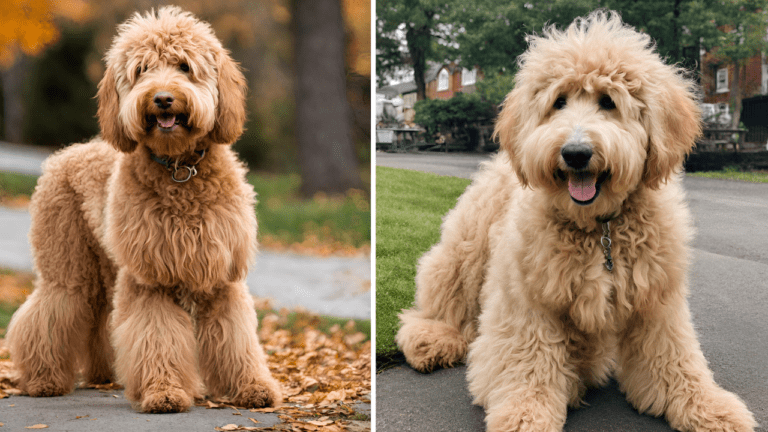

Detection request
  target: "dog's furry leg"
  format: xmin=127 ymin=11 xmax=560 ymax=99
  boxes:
xmin=467 ymin=289 xmax=577 ymax=432
xmin=397 ymin=156 xmax=514 ymax=372
xmin=618 ymin=294 xmax=756 ymax=432
xmin=6 ymin=282 xmax=92 ymax=397
xmin=111 ymin=271 xmax=203 ymax=413
xmin=84 ymin=292 xmax=114 ymax=386
xmin=195 ymin=282 xmax=282 ymax=408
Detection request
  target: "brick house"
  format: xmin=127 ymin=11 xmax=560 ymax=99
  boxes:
xmin=376 ymin=62 xmax=484 ymax=124
xmin=701 ymin=49 xmax=768 ymax=145
xmin=425 ymin=62 xmax=483 ymax=100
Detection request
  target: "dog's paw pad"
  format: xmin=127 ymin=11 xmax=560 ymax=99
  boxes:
xmin=141 ymin=387 xmax=192 ymax=413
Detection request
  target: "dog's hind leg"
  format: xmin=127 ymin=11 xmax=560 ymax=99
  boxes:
xmin=83 ymin=261 xmax=115 ymax=386
xmin=195 ymin=282 xmax=282 ymax=408
xmin=6 ymin=174 xmax=108 ymax=396
xmin=396 ymin=156 xmax=515 ymax=372
xmin=6 ymin=280 xmax=94 ymax=397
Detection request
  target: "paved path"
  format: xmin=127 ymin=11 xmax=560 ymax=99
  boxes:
xmin=0 ymin=143 xmax=370 ymax=319
xmin=376 ymin=152 xmax=768 ymax=432
xmin=0 ymin=389 xmax=370 ymax=432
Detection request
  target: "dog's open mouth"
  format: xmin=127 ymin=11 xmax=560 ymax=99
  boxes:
xmin=146 ymin=113 xmax=190 ymax=132
xmin=556 ymin=170 xmax=610 ymax=206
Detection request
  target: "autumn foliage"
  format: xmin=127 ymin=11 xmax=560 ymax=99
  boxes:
xmin=0 ymin=0 xmax=90 ymax=68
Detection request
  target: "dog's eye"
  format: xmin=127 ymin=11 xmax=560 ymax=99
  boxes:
xmin=179 ymin=63 xmax=189 ymax=72
xmin=599 ymin=95 xmax=616 ymax=110
xmin=553 ymin=97 xmax=567 ymax=110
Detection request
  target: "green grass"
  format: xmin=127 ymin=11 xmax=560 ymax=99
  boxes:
xmin=0 ymin=303 xmax=16 ymax=333
xmin=375 ymin=167 xmax=471 ymax=358
xmin=248 ymin=173 xmax=370 ymax=248
xmin=0 ymin=172 xmax=38 ymax=197
xmin=688 ymin=167 xmax=768 ymax=183
xmin=255 ymin=308 xmax=370 ymax=342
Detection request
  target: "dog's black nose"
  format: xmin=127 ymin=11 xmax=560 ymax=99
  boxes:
xmin=561 ymin=142 xmax=592 ymax=170
xmin=153 ymin=92 xmax=174 ymax=109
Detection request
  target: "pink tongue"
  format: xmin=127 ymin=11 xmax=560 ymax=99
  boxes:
xmin=158 ymin=115 xmax=176 ymax=128
xmin=568 ymin=173 xmax=597 ymax=201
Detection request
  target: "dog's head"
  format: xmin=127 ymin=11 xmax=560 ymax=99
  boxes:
xmin=494 ymin=11 xmax=701 ymax=218
xmin=97 ymin=6 xmax=246 ymax=156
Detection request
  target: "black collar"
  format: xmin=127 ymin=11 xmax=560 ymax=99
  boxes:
xmin=150 ymin=149 xmax=206 ymax=183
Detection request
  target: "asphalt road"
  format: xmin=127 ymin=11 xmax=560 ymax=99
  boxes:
xmin=375 ymin=152 xmax=768 ymax=432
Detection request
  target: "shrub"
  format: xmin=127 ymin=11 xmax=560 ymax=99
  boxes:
xmin=414 ymin=92 xmax=495 ymax=150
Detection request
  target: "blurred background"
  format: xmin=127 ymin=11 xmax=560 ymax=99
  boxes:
xmin=0 ymin=0 xmax=371 ymax=254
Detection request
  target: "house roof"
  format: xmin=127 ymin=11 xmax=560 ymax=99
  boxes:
xmin=377 ymin=81 xmax=417 ymax=98
xmin=424 ymin=62 xmax=445 ymax=83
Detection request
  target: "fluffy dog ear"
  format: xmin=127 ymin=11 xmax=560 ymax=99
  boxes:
xmin=642 ymin=77 xmax=701 ymax=189
xmin=97 ymin=66 xmax=138 ymax=153
xmin=493 ymin=88 xmax=529 ymax=187
xmin=207 ymin=51 xmax=247 ymax=144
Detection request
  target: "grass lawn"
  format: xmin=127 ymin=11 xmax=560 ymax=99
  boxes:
xmin=0 ymin=172 xmax=38 ymax=199
xmin=375 ymin=166 xmax=471 ymax=359
xmin=687 ymin=167 xmax=768 ymax=183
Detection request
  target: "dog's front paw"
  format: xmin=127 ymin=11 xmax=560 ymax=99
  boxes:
xmin=668 ymin=388 xmax=756 ymax=432
xmin=486 ymin=399 xmax=564 ymax=432
xmin=140 ymin=387 xmax=192 ymax=413
xmin=230 ymin=380 xmax=283 ymax=409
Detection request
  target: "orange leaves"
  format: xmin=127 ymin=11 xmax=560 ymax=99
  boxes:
xmin=0 ymin=0 xmax=91 ymax=68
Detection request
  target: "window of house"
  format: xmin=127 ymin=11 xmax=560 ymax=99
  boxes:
xmin=462 ymin=68 xmax=477 ymax=86
xmin=437 ymin=69 xmax=449 ymax=91
xmin=762 ymin=64 xmax=768 ymax=94
xmin=716 ymin=68 xmax=728 ymax=93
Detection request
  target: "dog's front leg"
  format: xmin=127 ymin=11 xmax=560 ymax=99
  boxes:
xmin=617 ymin=293 xmax=756 ymax=432
xmin=195 ymin=281 xmax=282 ymax=408
xmin=110 ymin=271 xmax=203 ymax=413
xmin=467 ymin=295 xmax=578 ymax=432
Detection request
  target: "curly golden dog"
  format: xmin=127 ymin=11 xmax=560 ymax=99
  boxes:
xmin=397 ymin=12 xmax=756 ymax=432
xmin=6 ymin=7 xmax=282 ymax=413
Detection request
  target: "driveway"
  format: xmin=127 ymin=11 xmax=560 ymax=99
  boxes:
xmin=375 ymin=151 xmax=768 ymax=431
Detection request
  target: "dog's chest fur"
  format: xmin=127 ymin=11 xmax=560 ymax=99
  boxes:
xmin=515 ymin=188 xmax=688 ymax=337
xmin=104 ymin=146 xmax=256 ymax=293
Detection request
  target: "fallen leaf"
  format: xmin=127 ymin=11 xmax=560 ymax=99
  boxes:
xmin=248 ymin=417 xmax=259 ymax=424
xmin=25 ymin=425 xmax=48 ymax=429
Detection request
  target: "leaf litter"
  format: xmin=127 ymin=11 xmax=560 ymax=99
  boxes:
xmin=0 ymin=299 xmax=370 ymax=431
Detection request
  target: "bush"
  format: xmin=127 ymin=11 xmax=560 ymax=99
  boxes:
xmin=414 ymin=92 xmax=495 ymax=151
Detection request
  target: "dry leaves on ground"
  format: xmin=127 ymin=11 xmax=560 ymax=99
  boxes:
xmin=260 ymin=234 xmax=370 ymax=258
xmin=202 ymin=307 xmax=371 ymax=431
xmin=0 ymin=302 xmax=370 ymax=431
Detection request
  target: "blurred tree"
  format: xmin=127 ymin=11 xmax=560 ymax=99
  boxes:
xmin=293 ymin=0 xmax=361 ymax=196
xmin=377 ymin=0 xmax=454 ymax=99
xmin=453 ymin=0 xmax=595 ymax=75
xmin=0 ymin=0 xmax=90 ymax=143
xmin=23 ymin=23 xmax=99 ymax=146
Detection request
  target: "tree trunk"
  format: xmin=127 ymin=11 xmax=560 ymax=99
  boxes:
xmin=293 ymin=0 xmax=361 ymax=197
xmin=731 ymin=61 xmax=743 ymax=130
xmin=1 ymin=55 xmax=30 ymax=143
xmin=406 ymin=24 xmax=430 ymax=101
